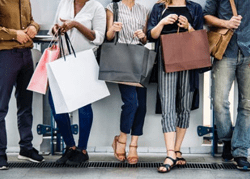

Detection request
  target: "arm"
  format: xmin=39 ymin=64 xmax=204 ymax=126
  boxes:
xmin=60 ymin=19 xmax=96 ymax=41
xmin=91 ymin=5 xmax=106 ymax=45
xmin=150 ymin=14 xmax=178 ymax=39
xmin=25 ymin=1 xmax=39 ymax=39
xmin=203 ymin=0 xmax=242 ymax=29
xmin=204 ymin=15 xmax=242 ymax=29
xmin=134 ymin=15 xmax=149 ymax=45
xmin=106 ymin=9 xmax=122 ymax=41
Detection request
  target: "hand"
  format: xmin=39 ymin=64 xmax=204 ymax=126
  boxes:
xmin=25 ymin=26 xmax=37 ymax=39
xmin=134 ymin=29 xmax=146 ymax=39
xmin=226 ymin=15 xmax=242 ymax=29
xmin=52 ymin=24 xmax=61 ymax=36
xmin=111 ymin=22 xmax=122 ymax=32
xmin=60 ymin=18 xmax=76 ymax=33
xmin=178 ymin=15 xmax=189 ymax=29
xmin=16 ymin=30 xmax=32 ymax=44
xmin=160 ymin=14 xmax=178 ymax=26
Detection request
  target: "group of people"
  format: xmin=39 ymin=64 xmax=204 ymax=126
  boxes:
xmin=0 ymin=0 xmax=249 ymax=173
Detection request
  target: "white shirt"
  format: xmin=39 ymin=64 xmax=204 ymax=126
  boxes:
xmin=50 ymin=0 xmax=106 ymax=52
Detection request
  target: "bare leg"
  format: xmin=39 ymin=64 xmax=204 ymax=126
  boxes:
xmin=174 ymin=127 xmax=187 ymax=165
xmin=127 ymin=135 xmax=139 ymax=164
xmin=114 ymin=132 xmax=127 ymax=161
xmin=158 ymin=132 xmax=176 ymax=172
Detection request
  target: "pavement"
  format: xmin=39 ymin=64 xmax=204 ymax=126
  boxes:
xmin=1 ymin=153 xmax=250 ymax=179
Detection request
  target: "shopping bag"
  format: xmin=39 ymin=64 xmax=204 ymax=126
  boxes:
xmin=27 ymin=45 xmax=60 ymax=94
xmin=47 ymin=49 xmax=110 ymax=114
xmin=98 ymin=42 xmax=156 ymax=88
xmin=161 ymin=29 xmax=211 ymax=73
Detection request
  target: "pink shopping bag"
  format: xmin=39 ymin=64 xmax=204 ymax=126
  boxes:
xmin=27 ymin=45 xmax=60 ymax=94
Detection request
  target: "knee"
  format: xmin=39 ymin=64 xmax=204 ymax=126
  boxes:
xmin=122 ymin=98 xmax=139 ymax=113
xmin=212 ymin=97 xmax=230 ymax=113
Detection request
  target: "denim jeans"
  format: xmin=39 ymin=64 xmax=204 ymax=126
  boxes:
xmin=118 ymin=84 xmax=147 ymax=136
xmin=212 ymin=52 xmax=250 ymax=158
xmin=48 ymin=91 xmax=93 ymax=150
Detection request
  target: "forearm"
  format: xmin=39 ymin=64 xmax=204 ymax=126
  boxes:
xmin=150 ymin=22 xmax=164 ymax=39
xmin=0 ymin=27 xmax=17 ymax=41
xmin=204 ymin=15 xmax=229 ymax=28
xmin=74 ymin=21 xmax=95 ymax=41
xmin=106 ymin=28 xmax=115 ymax=41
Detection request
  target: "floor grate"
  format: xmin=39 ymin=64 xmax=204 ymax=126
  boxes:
xmin=8 ymin=162 xmax=237 ymax=169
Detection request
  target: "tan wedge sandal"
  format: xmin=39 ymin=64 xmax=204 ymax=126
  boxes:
xmin=112 ymin=136 xmax=126 ymax=162
xmin=127 ymin=145 xmax=139 ymax=165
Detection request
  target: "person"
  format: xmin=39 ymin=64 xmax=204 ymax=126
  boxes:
xmin=204 ymin=0 xmax=250 ymax=171
xmin=0 ymin=0 xmax=44 ymax=170
xmin=106 ymin=0 xmax=149 ymax=165
xmin=49 ymin=0 xmax=106 ymax=165
xmin=147 ymin=0 xmax=203 ymax=173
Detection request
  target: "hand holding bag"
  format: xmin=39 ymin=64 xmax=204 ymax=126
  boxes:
xmin=207 ymin=0 xmax=237 ymax=60
xmin=47 ymin=33 xmax=110 ymax=114
xmin=161 ymin=28 xmax=211 ymax=73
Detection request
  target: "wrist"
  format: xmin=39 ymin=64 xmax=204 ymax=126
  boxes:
xmin=188 ymin=23 xmax=192 ymax=30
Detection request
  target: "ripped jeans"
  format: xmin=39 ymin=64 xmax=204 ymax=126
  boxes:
xmin=211 ymin=52 xmax=250 ymax=158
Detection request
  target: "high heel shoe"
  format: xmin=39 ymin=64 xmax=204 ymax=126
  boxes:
xmin=112 ymin=136 xmax=126 ymax=162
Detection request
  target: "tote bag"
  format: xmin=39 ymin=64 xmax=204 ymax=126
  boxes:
xmin=47 ymin=34 xmax=110 ymax=114
xmin=27 ymin=45 xmax=60 ymax=94
xmin=161 ymin=29 xmax=211 ymax=73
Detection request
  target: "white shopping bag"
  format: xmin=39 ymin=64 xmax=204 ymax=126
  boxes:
xmin=47 ymin=49 xmax=110 ymax=114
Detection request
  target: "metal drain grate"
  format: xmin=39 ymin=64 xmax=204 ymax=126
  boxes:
xmin=8 ymin=162 xmax=237 ymax=169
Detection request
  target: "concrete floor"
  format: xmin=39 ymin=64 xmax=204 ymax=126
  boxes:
xmin=1 ymin=153 xmax=250 ymax=179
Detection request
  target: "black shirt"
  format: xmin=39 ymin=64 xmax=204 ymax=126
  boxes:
xmin=161 ymin=6 xmax=193 ymax=34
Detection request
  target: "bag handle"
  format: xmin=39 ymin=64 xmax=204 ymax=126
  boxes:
xmin=113 ymin=2 xmax=119 ymax=44
xmin=230 ymin=0 xmax=237 ymax=17
xmin=59 ymin=32 xmax=76 ymax=61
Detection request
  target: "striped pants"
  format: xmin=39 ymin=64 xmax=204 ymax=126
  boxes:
xmin=158 ymin=49 xmax=194 ymax=133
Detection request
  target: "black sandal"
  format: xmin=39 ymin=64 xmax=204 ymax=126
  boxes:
xmin=175 ymin=151 xmax=186 ymax=165
xmin=157 ymin=156 xmax=177 ymax=173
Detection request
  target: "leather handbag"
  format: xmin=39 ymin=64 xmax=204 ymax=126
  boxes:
xmin=207 ymin=0 xmax=237 ymax=60
xmin=161 ymin=28 xmax=211 ymax=73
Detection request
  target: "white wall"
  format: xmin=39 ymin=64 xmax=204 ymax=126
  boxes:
xmin=7 ymin=0 xmax=208 ymax=153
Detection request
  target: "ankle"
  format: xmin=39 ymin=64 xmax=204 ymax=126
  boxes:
xmin=119 ymin=133 xmax=127 ymax=143
xmin=69 ymin=146 xmax=76 ymax=150
xmin=82 ymin=150 xmax=87 ymax=154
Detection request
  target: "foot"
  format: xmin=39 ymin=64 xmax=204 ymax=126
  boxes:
xmin=127 ymin=145 xmax=138 ymax=165
xmin=0 ymin=154 xmax=8 ymax=170
xmin=222 ymin=141 xmax=233 ymax=161
xmin=175 ymin=151 xmax=186 ymax=165
xmin=158 ymin=156 xmax=177 ymax=173
xmin=112 ymin=136 xmax=126 ymax=161
xmin=55 ymin=147 xmax=75 ymax=165
xmin=66 ymin=148 xmax=89 ymax=165
xmin=234 ymin=157 xmax=250 ymax=171
xmin=158 ymin=150 xmax=176 ymax=173
xmin=18 ymin=148 xmax=44 ymax=163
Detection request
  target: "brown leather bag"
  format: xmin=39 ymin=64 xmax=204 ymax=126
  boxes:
xmin=207 ymin=0 xmax=237 ymax=60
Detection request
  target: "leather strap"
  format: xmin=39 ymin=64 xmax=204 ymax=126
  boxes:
xmin=230 ymin=0 xmax=237 ymax=17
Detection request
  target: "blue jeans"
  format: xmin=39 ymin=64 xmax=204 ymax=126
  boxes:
xmin=48 ymin=91 xmax=93 ymax=150
xmin=118 ymin=84 xmax=147 ymax=136
xmin=211 ymin=52 xmax=250 ymax=158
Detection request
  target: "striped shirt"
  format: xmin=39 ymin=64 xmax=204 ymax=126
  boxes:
xmin=106 ymin=2 xmax=149 ymax=45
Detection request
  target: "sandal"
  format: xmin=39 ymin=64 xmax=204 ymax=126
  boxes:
xmin=175 ymin=151 xmax=186 ymax=165
xmin=157 ymin=156 xmax=177 ymax=173
xmin=127 ymin=145 xmax=139 ymax=165
xmin=112 ymin=136 xmax=126 ymax=162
